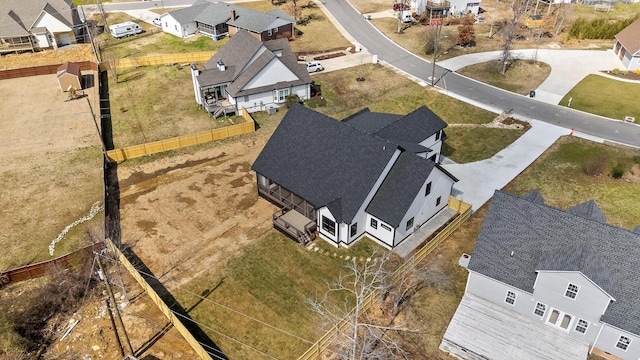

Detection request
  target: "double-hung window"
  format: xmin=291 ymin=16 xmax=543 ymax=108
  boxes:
xmin=274 ymin=88 xmax=290 ymax=103
xmin=505 ymin=291 xmax=516 ymax=305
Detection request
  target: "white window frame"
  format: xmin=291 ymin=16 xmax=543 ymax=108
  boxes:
xmin=565 ymin=283 xmax=579 ymax=299
xmin=616 ymin=335 xmax=631 ymax=351
xmin=534 ymin=302 xmax=546 ymax=317
xmin=575 ymin=319 xmax=589 ymax=334
xmin=505 ymin=291 xmax=516 ymax=305
xmin=274 ymin=88 xmax=290 ymax=103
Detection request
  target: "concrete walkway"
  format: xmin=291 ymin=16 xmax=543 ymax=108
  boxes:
xmin=438 ymin=49 xmax=622 ymax=105
xmin=441 ymin=120 xmax=570 ymax=210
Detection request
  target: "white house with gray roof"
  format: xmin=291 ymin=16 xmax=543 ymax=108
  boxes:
xmin=159 ymin=0 xmax=294 ymax=40
xmin=0 ymin=0 xmax=81 ymax=54
xmin=190 ymin=30 xmax=310 ymax=115
xmin=252 ymin=104 xmax=457 ymax=248
xmin=441 ymin=190 xmax=640 ymax=360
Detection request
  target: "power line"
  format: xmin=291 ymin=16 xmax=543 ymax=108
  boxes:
xmin=135 ymin=268 xmax=315 ymax=345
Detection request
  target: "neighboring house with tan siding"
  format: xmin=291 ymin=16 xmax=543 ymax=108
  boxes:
xmin=0 ymin=0 xmax=81 ymax=54
xmin=613 ymin=18 xmax=640 ymax=71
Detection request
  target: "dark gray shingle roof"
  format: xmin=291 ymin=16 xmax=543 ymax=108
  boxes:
xmin=366 ymin=152 xmax=437 ymax=227
xmin=468 ymin=190 xmax=640 ymax=335
xmin=521 ymin=189 xmax=545 ymax=204
xmin=343 ymin=108 xmax=402 ymax=134
xmin=252 ymin=104 xmax=398 ymax=224
xmin=374 ymin=106 xmax=448 ymax=144
xmin=567 ymin=200 xmax=607 ymax=223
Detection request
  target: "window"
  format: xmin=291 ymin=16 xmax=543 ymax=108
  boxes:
xmin=381 ymin=223 xmax=392 ymax=231
xmin=436 ymin=196 xmax=442 ymax=206
xmin=370 ymin=218 xmax=378 ymax=230
xmin=435 ymin=130 xmax=440 ymax=141
xmin=244 ymin=95 xmax=249 ymax=102
xmin=274 ymin=27 xmax=278 ymax=33
xmin=505 ymin=291 xmax=516 ymax=305
xmin=350 ymin=223 xmax=357 ymax=237
xmin=565 ymin=283 xmax=579 ymax=299
xmin=321 ymin=216 xmax=335 ymax=236
xmin=616 ymin=335 xmax=631 ymax=351
xmin=274 ymin=88 xmax=290 ymax=103
xmin=575 ymin=319 xmax=589 ymax=334
xmin=175 ymin=25 xmax=178 ymax=31
xmin=406 ymin=217 xmax=414 ymax=231
xmin=534 ymin=302 xmax=546 ymax=317
xmin=425 ymin=182 xmax=431 ymax=196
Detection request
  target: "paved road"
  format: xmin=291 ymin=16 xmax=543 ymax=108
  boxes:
xmin=318 ymin=0 xmax=640 ymax=148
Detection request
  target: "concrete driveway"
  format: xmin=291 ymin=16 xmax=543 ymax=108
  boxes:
xmin=438 ymin=49 xmax=622 ymax=105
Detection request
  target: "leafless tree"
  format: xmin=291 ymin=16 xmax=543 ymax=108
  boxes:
xmin=423 ymin=26 xmax=438 ymax=55
xmin=284 ymin=0 xmax=302 ymax=21
xmin=499 ymin=0 xmax=528 ymax=74
xmin=309 ymin=251 xmax=416 ymax=359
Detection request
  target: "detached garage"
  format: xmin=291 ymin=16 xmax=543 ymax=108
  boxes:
xmin=57 ymin=62 xmax=81 ymax=91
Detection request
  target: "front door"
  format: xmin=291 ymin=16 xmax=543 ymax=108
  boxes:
xmin=546 ymin=308 xmax=573 ymax=332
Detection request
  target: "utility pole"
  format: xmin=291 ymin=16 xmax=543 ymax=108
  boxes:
xmin=96 ymin=253 xmax=134 ymax=357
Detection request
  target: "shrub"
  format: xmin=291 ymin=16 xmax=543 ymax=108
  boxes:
xmin=611 ymin=68 xmax=620 ymax=75
xmin=611 ymin=162 xmax=625 ymax=179
xmin=568 ymin=16 xmax=638 ymax=40
xmin=285 ymin=94 xmax=300 ymax=108
xmin=582 ymin=154 xmax=608 ymax=176
xmin=634 ymin=69 xmax=640 ymax=76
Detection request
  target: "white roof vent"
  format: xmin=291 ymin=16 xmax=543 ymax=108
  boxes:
xmin=217 ymin=60 xmax=226 ymax=71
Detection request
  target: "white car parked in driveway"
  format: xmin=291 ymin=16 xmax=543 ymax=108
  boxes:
xmin=306 ymin=61 xmax=324 ymax=73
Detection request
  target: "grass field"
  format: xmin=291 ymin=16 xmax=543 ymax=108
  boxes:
xmin=560 ymin=74 xmax=640 ymax=121
xmin=175 ymin=234 xmax=387 ymax=359
xmin=443 ymin=126 xmax=530 ymax=163
xmin=458 ymin=60 xmax=551 ymax=95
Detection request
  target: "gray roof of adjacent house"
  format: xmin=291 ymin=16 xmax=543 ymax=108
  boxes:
xmin=252 ymin=104 xmax=398 ymax=224
xmin=166 ymin=3 xmax=212 ymax=24
xmin=0 ymin=0 xmax=78 ymax=37
xmin=467 ymin=190 xmax=640 ymax=336
xmin=616 ymin=18 xmax=640 ymax=55
xmin=366 ymin=152 xmax=447 ymax=227
xmin=197 ymin=31 xmax=309 ymax=97
xmin=374 ymin=106 xmax=448 ymax=144
xmin=227 ymin=8 xmax=294 ymax=33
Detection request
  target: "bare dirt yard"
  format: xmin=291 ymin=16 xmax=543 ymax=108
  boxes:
xmin=0 ymin=72 xmax=104 ymax=269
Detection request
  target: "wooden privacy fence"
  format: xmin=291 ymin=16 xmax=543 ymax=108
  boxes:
xmin=106 ymin=111 xmax=255 ymax=162
xmin=0 ymin=61 xmax=98 ymax=80
xmin=0 ymin=242 xmax=105 ymax=288
xmin=99 ymin=51 xmax=216 ymax=72
xmin=105 ymin=238 xmax=213 ymax=360
xmin=297 ymin=197 xmax=472 ymax=360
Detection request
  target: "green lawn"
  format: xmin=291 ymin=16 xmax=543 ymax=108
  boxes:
xmin=442 ymin=126 xmax=530 ymax=164
xmin=560 ymin=74 xmax=640 ymax=121
xmin=458 ymin=60 xmax=552 ymax=95
xmin=503 ymin=137 xmax=640 ymax=229
xmin=174 ymin=233 xmax=389 ymax=359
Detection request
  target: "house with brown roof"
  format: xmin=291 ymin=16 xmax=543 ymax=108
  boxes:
xmin=613 ymin=18 xmax=640 ymax=71
xmin=189 ymin=30 xmax=310 ymax=115
xmin=0 ymin=0 xmax=81 ymax=54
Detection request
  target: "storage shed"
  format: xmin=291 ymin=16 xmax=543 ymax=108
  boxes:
xmin=57 ymin=62 xmax=82 ymax=92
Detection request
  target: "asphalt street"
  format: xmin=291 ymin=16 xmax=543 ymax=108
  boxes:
xmin=318 ymin=0 xmax=640 ymax=148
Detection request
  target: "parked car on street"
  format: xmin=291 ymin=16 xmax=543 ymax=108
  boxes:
xmin=306 ymin=61 xmax=324 ymax=73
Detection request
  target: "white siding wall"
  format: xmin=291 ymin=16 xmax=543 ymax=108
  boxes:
xmin=466 ymin=272 xmax=533 ymax=315
xmin=317 ymin=207 xmax=339 ymax=245
xmin=343 ymin=148 xmax=402 ymax=247
xmin=34 ymin=33 xmax=50 ymax=48
xmin=233 ymin=84 xmax=309 ymax=114
xmin=364 ymin=215 xmax=394 ymax=248
xmin=243 ymin=60 xmax=298 ymax=89
xmin=419 ymin=132 xmax=443 ymax=159
xmin=594 ymin=326 xmax=640 ymax=360
xmin=162 ymin=15 xmax=196 ymax=38
xmin=392 ymin=169 xmax=454 ymax=245
xmin=36 ymin=13 xmax=72 ymax=33
xmin=534 ymin=272 xmax=611 ymax=320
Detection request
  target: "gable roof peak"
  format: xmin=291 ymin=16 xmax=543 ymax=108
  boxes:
xmin=521 ymin=189 xmax=545 ymax=204
xmin=567 ymin=199 xmax=606 ymax=224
